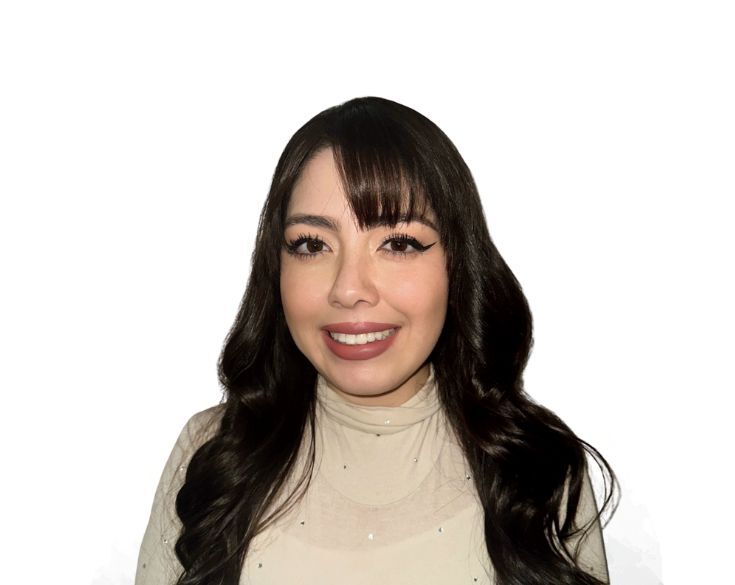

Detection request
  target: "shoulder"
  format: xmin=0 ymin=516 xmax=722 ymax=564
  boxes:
xmin=134 ymin=403 xmax=227 ymax=585
xmin=175 ymin=403 xmax=227 ymax=459
xmin=182 ymin=403 xmax=226 ymax=441
xmin=155 ymin=404 xmax=226 ymax=491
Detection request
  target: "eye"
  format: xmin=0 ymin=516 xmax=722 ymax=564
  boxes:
xmin=380 ymin=233 xmax=437 ymax=257
xmin=284 ymin=233 xmax=330 ymax=259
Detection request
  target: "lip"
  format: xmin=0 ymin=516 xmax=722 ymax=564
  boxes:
xmin=322 ymin=328 xmax=399 ymax=361
xmin=322 ymin=322 xmax=401 ymax=334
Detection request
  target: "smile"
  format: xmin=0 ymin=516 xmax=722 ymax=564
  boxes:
xmin=328 ymin=328 xmax=396 ymax=345
xmin=322 ymin=326 xmax=400 ymax=361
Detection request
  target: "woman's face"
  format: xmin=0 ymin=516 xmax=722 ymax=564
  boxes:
xmin=280 ymin=148 xmax=449 ymax=406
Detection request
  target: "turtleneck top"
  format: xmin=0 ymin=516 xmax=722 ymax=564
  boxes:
xmin=135 ymin=365 xmax=609 ymax=584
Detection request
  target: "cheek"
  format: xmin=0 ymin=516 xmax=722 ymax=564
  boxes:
xmin=280 ymin=262 xmax=327 ymax=336
xmin=384 ymin=263 xmax=448 ymax=328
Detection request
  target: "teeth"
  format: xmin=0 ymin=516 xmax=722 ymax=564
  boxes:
xmin=329 ymin=328 xmax=395 ymax=345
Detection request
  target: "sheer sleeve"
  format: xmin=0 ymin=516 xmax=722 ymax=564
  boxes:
xmin=562 ymin=470 xmax=610 ymax=583
xmin=134 ymin=405 xmax=224 ymax=585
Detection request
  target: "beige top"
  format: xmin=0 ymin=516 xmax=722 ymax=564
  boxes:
xmin=135 ymin=365 xmax=608 ymax=584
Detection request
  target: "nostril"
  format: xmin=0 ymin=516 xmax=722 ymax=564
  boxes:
xmin=327 ymin=271 xmax=379 ymax=307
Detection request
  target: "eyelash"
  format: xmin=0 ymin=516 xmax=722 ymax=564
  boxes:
xmin=383 ymin=233 xmax=438 ymax=256
xmin=284 ymin=232 xmax=435 ymax=260
xmin=284 ymin=233 xmax=323 ymax=259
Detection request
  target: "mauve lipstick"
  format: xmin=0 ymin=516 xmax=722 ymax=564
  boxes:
xmin=321 ymin=322 xmax=400 ymax=360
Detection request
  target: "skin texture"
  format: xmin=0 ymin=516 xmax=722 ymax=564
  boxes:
xmin=280 ymin=148 xmax=449 ymax=406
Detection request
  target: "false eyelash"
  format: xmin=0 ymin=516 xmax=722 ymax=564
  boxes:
xmin=381 ymin=233 xmax=436 ymax=255
xmin=283 ymin=232 xmax=325 ymax=256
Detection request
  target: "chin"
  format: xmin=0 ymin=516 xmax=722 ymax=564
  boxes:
xmin=327 ymin=368 xmax=395 ymax=394
xmin=324 ymin=359 xmax=425 ymax=396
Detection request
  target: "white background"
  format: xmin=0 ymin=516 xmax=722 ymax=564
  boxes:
xmin=1 ymin=2 xmax=732 ymax=584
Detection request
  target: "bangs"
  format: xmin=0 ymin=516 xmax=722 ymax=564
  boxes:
xmin=328 ymin=115 xmax=433 ymax=230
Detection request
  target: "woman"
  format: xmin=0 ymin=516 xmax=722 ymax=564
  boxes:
xmin=135 ymin=97 xmax=617 ymax=585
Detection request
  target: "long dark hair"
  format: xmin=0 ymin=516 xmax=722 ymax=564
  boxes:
xmin=174 ymin=97 xmax=617 ymax=585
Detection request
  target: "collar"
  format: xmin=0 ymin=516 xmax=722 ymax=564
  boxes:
xmin=316 ymin=364 xmax=440 ymax=435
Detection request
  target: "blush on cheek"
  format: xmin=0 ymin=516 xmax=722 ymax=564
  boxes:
xmin=280 ymin=273 xmax=324 ymax=360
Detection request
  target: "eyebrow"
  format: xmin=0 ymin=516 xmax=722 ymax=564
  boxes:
xmin=284 ymin=213 xmax=439 ymax=232
xmin=285 ymin=214 xmax=339 ymax=231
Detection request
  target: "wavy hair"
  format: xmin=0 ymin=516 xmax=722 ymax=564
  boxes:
xmin=174 ymin=97 xmax=617 ymax=585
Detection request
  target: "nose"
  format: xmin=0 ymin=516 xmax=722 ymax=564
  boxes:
xmin=327 ymin=249 xmax=379 ymax=309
